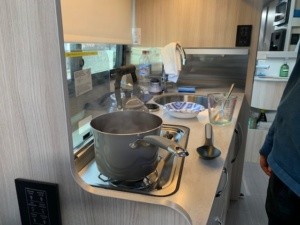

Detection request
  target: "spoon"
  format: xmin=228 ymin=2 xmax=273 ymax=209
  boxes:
xmin=222 ymin=83 xmax=235 ymax=111
xmin=197 ymin=123 xmax=221 ymax=160
xmin=214 ymin=83 xmax=235 ymax=121
xmin=226 ymin=82 xmax=235 ymax=102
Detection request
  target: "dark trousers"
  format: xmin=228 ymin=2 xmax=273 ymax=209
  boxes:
xmin=266 ymin=173 xmax=300 ymax=225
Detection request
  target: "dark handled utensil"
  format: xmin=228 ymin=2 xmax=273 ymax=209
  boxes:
xmin=197 ymin=123 xmax=221 ymax=160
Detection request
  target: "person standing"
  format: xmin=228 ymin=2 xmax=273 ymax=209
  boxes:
xmin=259 ymin=56 xmax=300 ymax=224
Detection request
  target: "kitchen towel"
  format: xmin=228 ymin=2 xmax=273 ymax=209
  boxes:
xmin=161 ymin=42 xmax=185 ymax=83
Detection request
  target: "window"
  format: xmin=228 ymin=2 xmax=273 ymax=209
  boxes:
xmin=64 ymin=43 xmax=123 ymax=80
xmin=64 ymin=43 xmax=124 ymax=150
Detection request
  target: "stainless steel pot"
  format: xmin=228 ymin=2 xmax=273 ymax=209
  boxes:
xmin=90 ymin=111 xmax=189 ymax=181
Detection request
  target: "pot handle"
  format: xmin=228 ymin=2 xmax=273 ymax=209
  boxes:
xmin=143 ymin=135 xmax=189 ymax=157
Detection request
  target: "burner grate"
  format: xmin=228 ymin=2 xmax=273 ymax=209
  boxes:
xmin=98 ymin=169 xmax=159 ymax=190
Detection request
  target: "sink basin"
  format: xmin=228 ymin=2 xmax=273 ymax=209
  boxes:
xmin=76 ymin=124 xmax=190 ymax=197
xmin=153 ymin=94 xmax=208 ymax=108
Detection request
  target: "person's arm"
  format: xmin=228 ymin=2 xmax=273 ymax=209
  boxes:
xmin=260 ymin=155 xmax=272 ymax=176
xmin=259 ymin=122 xmax=275 ymax=176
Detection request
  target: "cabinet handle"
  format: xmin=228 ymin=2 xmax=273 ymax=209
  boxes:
xmin=215 ymin=217 xmax=223 ymax=224
xmin=215 ymin=168 xmax=228 ymax=197
xmin=231 ymin=122 xmax=243 ymax=163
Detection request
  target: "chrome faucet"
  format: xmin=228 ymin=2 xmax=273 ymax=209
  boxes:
xmin=176 ymin=43 xmax=186 ymax=66
xmin=161 ymin=68 xmax=169 ymax=92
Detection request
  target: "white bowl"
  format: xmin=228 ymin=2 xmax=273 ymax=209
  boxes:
xmin=164 ymin=101 xmax=205 ymax=119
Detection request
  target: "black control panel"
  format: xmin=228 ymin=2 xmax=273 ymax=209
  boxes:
xmin=15 ymin=178 xmax=62 ymax=225
xmin=236 ymin=25 xmax=252 ymax=47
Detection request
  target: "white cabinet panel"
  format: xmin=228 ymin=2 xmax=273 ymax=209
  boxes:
xmin=251 ymin=78 xmax=287 ymax=110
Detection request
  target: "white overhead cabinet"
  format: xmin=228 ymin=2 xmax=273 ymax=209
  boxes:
xmin=61 ymin=0 xmax=133 ymax=44
xmin=251 ymin=77 xmax=288 ymax=110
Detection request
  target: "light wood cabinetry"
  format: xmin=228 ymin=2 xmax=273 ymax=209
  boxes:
xmin=135 ymin=0 xmax=263 ymax=48
xmin=61 ymin=0 xmax=133 ymax=44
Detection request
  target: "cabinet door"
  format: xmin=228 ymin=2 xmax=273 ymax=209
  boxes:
xmin=207 ymin=166 xmax=231 ymax=225
xmin=208 ymin=132 xmax=236 ymax=225
xmin=61 ymin=0 xmax=132 ymax=44
xmin=251 ymin=79 xmax=287 ymax=110
xmin=135 ymin=0 xmax=261 ymax=47
xmin=222 ymin=135 xmax=235 ymax=223
xmin=230 ymin=123 xmax=245 ymax=200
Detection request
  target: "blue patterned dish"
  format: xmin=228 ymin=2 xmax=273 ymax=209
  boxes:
xmin=164 ymin=101 xmax=205 ymax=118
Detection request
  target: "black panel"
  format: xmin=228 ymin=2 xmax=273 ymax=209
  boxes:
xmin=236 ymin=25 xmax=252 ymax=47
xmin=15 ymin=178 xmax=62 ymax=225
xmin=269 ymin=29 xmax=286 ymax=51
xmin=290 ymin=33 xmax=300 ymax=45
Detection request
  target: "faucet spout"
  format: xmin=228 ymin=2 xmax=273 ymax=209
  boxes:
xmin=161 ymin=67 xmax=169 ymax=92
xmin=176 ymin=43 xmax=186 ymax=65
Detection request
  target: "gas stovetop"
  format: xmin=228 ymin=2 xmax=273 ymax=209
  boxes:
xmin=76 ymin=124 xmax=189 ymax=197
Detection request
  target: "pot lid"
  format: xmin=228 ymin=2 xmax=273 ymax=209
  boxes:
xmin=124 ymin=97 xmax=145 ymax=109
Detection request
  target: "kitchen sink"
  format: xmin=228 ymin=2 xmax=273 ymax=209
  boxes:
xmin=76 ymin=124 xmax=190 ymax=197
xmin=153 ymin=93 xmax=208 ymax=108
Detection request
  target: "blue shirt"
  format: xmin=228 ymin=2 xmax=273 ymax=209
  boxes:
xmin=260 ymin=57 xmax=300 ymax=197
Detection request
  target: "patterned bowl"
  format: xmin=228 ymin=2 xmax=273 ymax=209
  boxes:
xmin=164 ymin=101 xmax=205 ymax=118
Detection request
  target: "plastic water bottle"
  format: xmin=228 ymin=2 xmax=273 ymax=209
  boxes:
xmin=138 ymin=50 xmax=151 ymax=91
